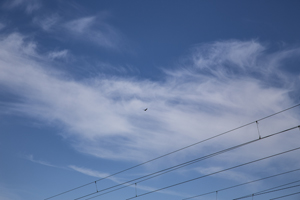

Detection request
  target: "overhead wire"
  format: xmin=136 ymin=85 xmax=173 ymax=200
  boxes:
xmin=270 ymin=191 xmax=300 ymax=200
xmin=125 ymin=146 xmax=300 ymax=200
xmin=44 ymin=103 xmax=300 ymax=200
xmin=182 ymin=168 xmax=300 ymax=200
xmin=134 ymin=128 xmax=298 ymax=185
xmin=85 ymin=165 xmax=300 ymax=200
xmin=74 ymin=126 xmax=299 ymax=200
xmin=233 ymin=180 xmax=300 ymax=200
xmin=234 ymin=184 xmax=300 ymax=199
xmin=258 ymin=184 xmax=300 ymax=195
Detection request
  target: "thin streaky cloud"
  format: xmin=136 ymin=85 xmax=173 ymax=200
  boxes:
xmin=70 ymin=165 xmax=188 ymax=198
xmin=3 ymin=0 xmax=41 ymax=13
xmin=33 ymin=14 xmax=60 ymax=31
xmin=0 ymin=23 xmax=5 ymax=30
xmin=0 ymin=33 xmax=299 ymax=167
xmin=64 ymin=15 xmax=122 ymax=49
xmin=195 ymin=166 xmax=256 ymax=183
xmin=65 ymin=16 xmax=95 ymax=34
xmin=48 ymin=49 xmax=69 ymax=60
xmin=25 ymin=155 xmax=66 ymax=169
xmin=1 ymin=2 xmax=300 ymax=200
xmin=69 ymin=165 xmax=112 ymax=180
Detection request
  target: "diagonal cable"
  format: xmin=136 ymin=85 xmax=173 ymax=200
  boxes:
xmin=74 ymin=126 xmax=298 ymax=200
xmin=125 ymin=146 xmax=300 ymax=200
xmin=44 ymin=103 xmax=300 ymax=200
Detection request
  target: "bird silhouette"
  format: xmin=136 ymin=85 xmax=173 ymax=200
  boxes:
xmin=144 ymin=108 xmax=148 ymax=111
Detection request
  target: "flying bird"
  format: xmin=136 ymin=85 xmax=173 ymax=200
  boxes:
xmin=144 ymin=108 xmax=148 ymax=111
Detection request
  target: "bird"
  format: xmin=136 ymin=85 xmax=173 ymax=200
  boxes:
xmin=144 ymin=108 xmax=148 ymax=111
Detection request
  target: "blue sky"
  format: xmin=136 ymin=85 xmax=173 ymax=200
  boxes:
xmin=0 ymin=1 xmax=300 ymax=200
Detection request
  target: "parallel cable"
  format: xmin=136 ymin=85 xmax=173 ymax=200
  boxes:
xmin=75 ymin=126 xmax=298 ymax=200
xmin=126 ymin=146 xmax=300 ymax=200
xmin=233 ymin=181 xmax=300 ymax=200
xmin=255 ymin=180 xmax=300 ymax=195
xmin=182 ymin=168 xmax=300 ymax=200
xmin=254 ymin=184 xmax=300 ymax=196
xmin=252 ymin=184 xmax=300 ymax=197
xmin=235 ymin=184 xmax=300 ymax=199
xmin=45 ymin=103 xmax=300 ymax=200
xmin=270 ymin=191 xmax=300 ymax=200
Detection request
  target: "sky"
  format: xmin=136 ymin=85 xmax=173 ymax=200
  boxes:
xmin=0 ymin=1 xmax=300 ymax=200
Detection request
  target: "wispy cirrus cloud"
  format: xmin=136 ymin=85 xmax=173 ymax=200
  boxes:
xmin=69 ymin=165 xmax=187 ymax=197
xmin=33 ymin=14 xmax=60 ymax=31
xmin=64 ymin=15 xmax=123 ymax=49
xmin=69 ymin=165 xmax=111 ymax=180
xmin=25 ymin=155 xmax=64 ymax=169
xmin=0 ymin=33 xmax=299 ymax=168
xmin=0 ymin=23 xmax=5 ymax=30
xmin=48 ymin=49 xmax=69 ymax=60
xmin=195 ymin=166 xmax=256 ymax=183
xmin=32 ymin=13 xmax=125 ymax=50
xmin=2 ymin=0 xmax=41 ymax=14
xmin=27 ymin=160 xmax=180 ymax=196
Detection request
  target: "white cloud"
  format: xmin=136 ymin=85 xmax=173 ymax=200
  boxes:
xmin=64 ymin=15 xmax=122 ymax=49
xmin=69 ymin=165 xmax=111 ymax=179
xmin=195 ymin=166 xmax=256 ymax=183
xmin=3 ymin=0 xmax=41 ymax=14
xmin=69 ymin=165 xmax=187 ymax=197
xmin=48 ymin=49 xmax=69 ymax=60
xmin=0 ymin=33 xmax=37 ymax=56
xmin=66 ymin=16 xmax=95 ymax=34
xmin=32 ymin=13 xmax=124 ymax=50
xmin=33 ymin=14 xmax=60 ymax=31
xmin=0 ymin=23 xmax=5 ymax=30
xmin=25 ymin=155 xmax=65 ymax=169
xmin=0 ymin=33 xmax=299 ymax=171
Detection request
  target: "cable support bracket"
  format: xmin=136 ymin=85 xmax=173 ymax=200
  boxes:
xmin=256 ymin=121 xmax=262 ymax=139
xmin=95 ymin=181 xmax=98 ymax=193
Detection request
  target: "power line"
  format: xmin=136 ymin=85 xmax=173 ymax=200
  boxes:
xmin=257 ymin=184 xmax=300 ymax=196
xmin=134 ymin=127 xmax=298 ymax=185
xmin=270 ymin=191 xmax=300 ymax=200
xmin=85 ymin=166 xmax=300 ymax=200
xmin=233 ymin=181 xmax=300 ymax=200
xmin=252 ymin=180 xmax=300 ymax=196
xmin=182 ymin=168 xmax=300 ymax=200
xmin=126 ymin=146 xmax=300 ymax=200
xmin=75 ymin=126 xmax=299 ymax=200
xmin=44 ymin=103 xmax=300 ymax=200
